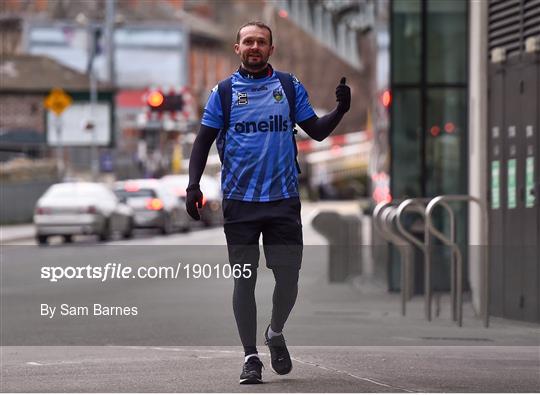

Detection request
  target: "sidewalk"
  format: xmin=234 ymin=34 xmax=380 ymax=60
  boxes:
xmin=2 ymin=344 xmax=537 ymax=392
xmin=293 ymin=280 xmax=540 ymax=347
xmin=0 ymin=223 xmax=35 ymax=243
xmin=2 ymin=285 xmax=539 ymax=391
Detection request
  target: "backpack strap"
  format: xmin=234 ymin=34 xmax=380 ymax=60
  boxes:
xmin=275 ymin=71 xmax=301 ymax=174
xmin=216 ymin=77 xmax=232 ymax=163
xmin=275 ymin=71 xmax=296 ymax=126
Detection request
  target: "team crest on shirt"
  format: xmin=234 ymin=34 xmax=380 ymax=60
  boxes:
xmin=237 ymin=92 xmax=248 ymax=105
xmin=273 ymin=88 xmax=284 ymax=103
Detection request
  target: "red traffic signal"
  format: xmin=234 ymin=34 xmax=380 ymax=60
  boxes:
xmin=147 ymin=91 xmax=184 ymax=112
xmin=147 ymin=91 xmax=164 ymax=108
xmin=381 ymin=90 xmax=391 ymax=108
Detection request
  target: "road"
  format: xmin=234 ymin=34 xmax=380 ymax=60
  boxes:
xmin=1 ymin=201 xmax=539 ymax=392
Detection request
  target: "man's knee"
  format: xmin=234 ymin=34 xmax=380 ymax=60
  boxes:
xmin=272 ymin=265 xmax=300 ymax=285
xmin=264 ymin=244 xmax=302 ymax=269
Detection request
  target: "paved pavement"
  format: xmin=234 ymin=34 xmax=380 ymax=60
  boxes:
xmin=2 ymin=346 xmax=538 ymax=392
xmin=1 ymin=200 xmax=539 ymax=392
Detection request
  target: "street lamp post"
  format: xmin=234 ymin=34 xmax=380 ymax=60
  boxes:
xmin=88 ymin=39 xmax=99 ymax=181
xmin=55 ymin=115 xmax=64 ymax=178
xmin=86 ymin=0 xmax=116 ymax=181
xmin=105 ymin=0 xmax=116 ymax=85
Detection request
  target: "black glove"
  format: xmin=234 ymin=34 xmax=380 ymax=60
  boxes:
xmin=336 ymin=77 xmax=351 ymax=114
xmin=186 ymin=184 xmax=203 ymax=221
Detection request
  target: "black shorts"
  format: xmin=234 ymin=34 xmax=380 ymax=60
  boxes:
xmin=223 ymin=197 xmax=303 ymax=269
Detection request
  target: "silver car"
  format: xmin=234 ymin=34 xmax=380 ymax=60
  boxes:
xmin=34 ymin=182 xmax=134 ymax=245
xmin=114 ymin=179 xmax=189 ymax=234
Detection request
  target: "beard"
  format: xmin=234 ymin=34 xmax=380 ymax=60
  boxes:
xmin=242 ymin=51 xmax=268 ymax=69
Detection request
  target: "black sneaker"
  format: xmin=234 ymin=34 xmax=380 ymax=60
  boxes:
xmin=239 ymin=356 xmax=264 ymax=384
xmin=264 ymin=325 xmax=292 ymax=375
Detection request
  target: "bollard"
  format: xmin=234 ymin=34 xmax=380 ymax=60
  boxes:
xmin=312 ymin=211 xmax=362 ymax=282
xmin=344 ymin=215 xmax=362 ymax=278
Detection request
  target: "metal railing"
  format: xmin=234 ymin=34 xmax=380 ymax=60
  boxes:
xmin=373 ymin=201 xmax=412 ymax=316
xmin=395 ymin=198 xmax=456 ymax=323
xmin=426 ymin=195 xmax=490 ymax=328
xmin=373 ymin=195 xmax=490 ymax=328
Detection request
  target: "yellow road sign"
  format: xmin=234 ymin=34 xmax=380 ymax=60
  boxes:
xmin=44 ymin=88 xmax=73 ymax=115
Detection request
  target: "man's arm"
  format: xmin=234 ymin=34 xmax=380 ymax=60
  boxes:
xmin=298 ymin=109 xmax=345 ymax=142
xmin=188 ymin=124 xmax=219 ymax=187
xmin=298 ymin=77 xmax=351 ymax=142
xmin=186 ymin=124 xmax=219 ymax=220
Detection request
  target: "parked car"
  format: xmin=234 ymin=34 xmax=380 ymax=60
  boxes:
xmin=161 ymin=174 xmax=223 ymax=227
xmin=113 ymin=179 xmax=189 ymax=234
xmin=33 ymin=182 xmax=134 ymax=245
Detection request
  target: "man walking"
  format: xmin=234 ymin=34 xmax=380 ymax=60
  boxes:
xmin=186 ymin=21 xmax=350 ymax=384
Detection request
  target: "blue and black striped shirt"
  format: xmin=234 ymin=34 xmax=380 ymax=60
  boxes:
xmin=201 ymin=70 xmax=315 ymax=202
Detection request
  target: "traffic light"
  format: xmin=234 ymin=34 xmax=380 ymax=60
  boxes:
xmin=147 ymin=91 xmax=184 ymax=112
xmin=147 ymin=91 xmax=164 ymax=108
xmin=381 ymin=89 xmax=391 ymax=108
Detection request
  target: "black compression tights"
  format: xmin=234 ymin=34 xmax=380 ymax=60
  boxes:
xmin=232 ymin=266 xmax=300 ymax=356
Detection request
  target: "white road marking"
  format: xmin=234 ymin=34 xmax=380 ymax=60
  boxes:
xmin=25 ymin=360 xmax=86 ymax=366
xmin=124 ymin=346 xmax=242 ymax=355
xmin=121 ymin=346 xmax=416 ymax=392
xmin=291 ymin=356 xmax=416 ymax=393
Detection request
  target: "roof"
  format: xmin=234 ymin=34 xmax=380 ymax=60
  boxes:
xmin=102 ymin=10 xmax=226 ymax=43
xmin=0 ymin=54 xmax=112 ymax=92
xmin=21 ymin=0 xmax=227 ymax=44
xmin=176 ymin=10 xmax=225 ymax=42
xmin=113 ymin=1 xmax=226 ymax=43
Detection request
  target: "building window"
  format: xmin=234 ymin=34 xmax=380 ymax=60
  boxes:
xmin=391 ymin=88 xmax=422 ymax=197
xmin=426 ymin=0 xmax=468 ymax=84
xmin=390 ymin=0 xmax=468 ymax=198
xmin=391 ymin=0 xmax=421 ymax=84
xmin=390 ymin=0 xmax=469 ymax=288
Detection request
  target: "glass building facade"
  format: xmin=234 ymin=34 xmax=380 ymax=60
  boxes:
xmin=389 ymin=0 xmax=469 ymax=291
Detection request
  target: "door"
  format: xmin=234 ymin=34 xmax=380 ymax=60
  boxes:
xmin=488 ymin=63 xmax=505 ymax=317
xmin=502 ymin=60 xmax=524 ymax=320
xmin=521 ymin=53 xmax=539 ymax=322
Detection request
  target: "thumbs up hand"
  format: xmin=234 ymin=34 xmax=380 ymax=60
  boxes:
xmin=336 ymin=77 xmax=351 ymax=114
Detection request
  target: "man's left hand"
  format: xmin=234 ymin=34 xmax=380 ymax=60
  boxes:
xmin=336 ymin=77 xmax=351 ymax=114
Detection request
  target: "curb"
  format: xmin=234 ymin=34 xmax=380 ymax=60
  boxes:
xmin=0 ymin=226 xmax=35 ymax=244
xmin=1 ymin=235 xmax=35 ymax=243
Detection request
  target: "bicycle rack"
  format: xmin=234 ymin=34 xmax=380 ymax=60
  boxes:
xmin=395 ymin=198 xmax=456 ymax=323
xmin=426 ymin=195 xmax=490 ymax=328
xmin=373 ymin=201 xmax=413 ymax=316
